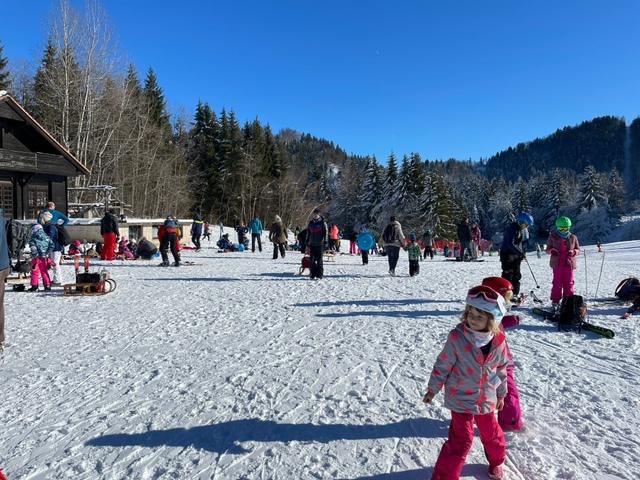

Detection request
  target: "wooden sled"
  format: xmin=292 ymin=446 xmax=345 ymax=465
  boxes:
xmin=63 ymin=277 xmax=116 ymax=297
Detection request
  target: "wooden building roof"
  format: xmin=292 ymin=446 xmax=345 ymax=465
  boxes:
xmin=0 ymin=92 xmax=90 ymax=175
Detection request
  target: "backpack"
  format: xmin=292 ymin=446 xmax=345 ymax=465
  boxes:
xmin=614 ymin=277 xmax=640 ymax=301
xmin=56 ymin=225 xmax=71 ymax=246
xmin=5 ymin=219 xmax=31 ymax=259
xmin=558 ymin=295 xmax=587 ymax=332
xmin=382 ymin=224 xmax=397 ymax=244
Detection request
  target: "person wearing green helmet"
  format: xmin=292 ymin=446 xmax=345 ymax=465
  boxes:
xmin=546 ymin=216 xmax=581 ymax=308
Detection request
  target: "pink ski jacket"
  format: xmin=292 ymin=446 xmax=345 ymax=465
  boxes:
xmin=546 ymin=231 xmax=580 ymax=270
xmin=427 ymin=322 xmax=509 ymax=415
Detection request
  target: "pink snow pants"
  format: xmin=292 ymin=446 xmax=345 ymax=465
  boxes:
xmin=498 ymin=365 xmax=523 ymax=431
xmin=432 ymin=411 xmax=506 ymax=480
xmin=550 ymin=263 xmax=574 ymax=304
xmin=30 ymin=257 xmax=51 ymax=287
xmin=350 ymin=241 xmax=357 ymax=255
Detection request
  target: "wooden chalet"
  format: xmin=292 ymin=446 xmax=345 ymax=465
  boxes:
xmin=0 ymin=91 xmax=89 ymax=219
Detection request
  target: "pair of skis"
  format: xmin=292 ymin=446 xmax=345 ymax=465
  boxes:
xmin=531 ymin=307 xmax=615 ymax=339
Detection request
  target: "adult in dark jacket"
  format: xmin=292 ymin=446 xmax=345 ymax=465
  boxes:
xmin=191 ymin=214 xmax=204 ymax=251
xmin=422 ymin=228 xmax=436 ymax=260
xmin=159 ymin=216 xmax=181 ymax=266
xmin=269 ymin=215 xmax=288 ymax=259
xmin=500 ymin=212 xmax=533 ymax=296
xmin=305 ymin=209 xmax=328 ymax=279
xmin=381 ymin=216 xmax=405 ymax=276
xmin=457 ymin=218 xmax=473 ymax=261
xmin=0 ymin=209 xmax=11 ymax=350
xmin=100 ymin=210 xmax=120 ymax=261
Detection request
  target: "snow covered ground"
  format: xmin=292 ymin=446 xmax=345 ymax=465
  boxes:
xmin=2 ymin=237 xmax=640 ymax=479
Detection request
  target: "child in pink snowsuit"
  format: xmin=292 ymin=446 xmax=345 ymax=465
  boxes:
xmin=423 ymin=285 xmax=509 ymax=480
xmin=28 ymin=224 xmax=54 ymax=292
xmin=546 ymin=217 xmax=580 ymax=306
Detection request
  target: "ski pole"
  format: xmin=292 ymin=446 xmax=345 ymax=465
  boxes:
xmin=594 ymin=250 xmax=606 ymax=299
xmin=523 ymin=254 xmax=540 ymax=289
xmin=584 ymin=250 xmax=588 ymax=298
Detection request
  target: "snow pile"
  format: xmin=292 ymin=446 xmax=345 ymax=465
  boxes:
xmin=1 ymin=240 xmax=639 ymax=479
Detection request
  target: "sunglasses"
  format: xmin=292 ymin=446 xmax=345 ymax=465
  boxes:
xmin=467 ymin=285 xmax=501 ymax=303
xmin=558 ymin=227 xmax=570 ymax=232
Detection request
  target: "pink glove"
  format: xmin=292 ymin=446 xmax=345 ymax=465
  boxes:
xmin=501 ymin=315 xmax=520 ymax=329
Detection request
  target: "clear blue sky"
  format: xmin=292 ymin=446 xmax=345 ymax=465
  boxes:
xmin=3 ymin=0 xmax=640 ymax=162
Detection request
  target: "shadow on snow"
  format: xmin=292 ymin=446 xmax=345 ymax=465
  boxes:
xmin=295 ymin=299 xmax=459 ymax=308
xmin=86 ymin=417 xmax=448 ymax=455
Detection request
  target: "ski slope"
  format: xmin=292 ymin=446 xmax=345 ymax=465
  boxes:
xmin=2 ymin=237 xmax=640 ymax=479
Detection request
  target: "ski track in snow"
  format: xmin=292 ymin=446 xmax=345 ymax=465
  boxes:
xmin=1 ymin=239 xmax=640 ymax=479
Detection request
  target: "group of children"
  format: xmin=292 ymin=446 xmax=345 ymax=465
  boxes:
xmin=422 ymin=215 xmax=584 ymax=479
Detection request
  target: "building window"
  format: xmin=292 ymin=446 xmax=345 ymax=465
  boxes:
xmin=128 ymin=225 xmax=142 ymax=242
xmin=0 ymin=180 xmax=13 ymax=219
xmin=28 ymin=183 xmax=49 ymax=219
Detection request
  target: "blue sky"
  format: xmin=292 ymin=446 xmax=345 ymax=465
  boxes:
xmin=3 ymin=1 xmax=640 ymax=162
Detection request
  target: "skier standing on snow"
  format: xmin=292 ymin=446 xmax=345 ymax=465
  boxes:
xmin=457 ymin=217 xmax=473 ymax=261
xmin=546 ymin=216 xmax=580 ymax=309
xmin=191 ymin=214 xmax=204 ymax=251
xmin=305 ymin=209 xmax=328 ymax=279
xmin=0 ymin=209 xmax=10 ymax=351
xmin=100 ymin=210 xmax=120 ymax=261
xmin=404 ymin=233 xmax=422 ymax=276
xmin=159 ymin=216 xmax=181 ymax=267
xmin=422 ymin=228 xmax=436 ymax=260
xmin=269 ymin=215 xmax=288 ymax=259
xmin=381 ymin=216 xmax=405 ymax=276
xmin=423 ymin=285 xmax=509 ymax=480
xmin=249 ymin=216 xmax=263 ymax=253
xmin=499 ymin=212 xmax=533 ymax=298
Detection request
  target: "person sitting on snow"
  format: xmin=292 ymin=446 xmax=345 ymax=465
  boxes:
xmin=217 ymin=233 xmax=235 ymax=252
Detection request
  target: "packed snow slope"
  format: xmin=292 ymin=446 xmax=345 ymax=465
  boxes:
xmin=2 ymin=239 xmax=640 ymax=479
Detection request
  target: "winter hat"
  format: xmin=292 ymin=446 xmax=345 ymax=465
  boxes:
xmin=409 ymin=233 xmax=417 ymax=242
xmin=481 ymin=277 xmax=513 ymax=298
xmin=39 ymin=211 xmax=53 ymax=225
xmin=466 ymin=285 xmax=507 ymax=323
xmin=516 ymin=212 xmax=534 ymax=226
xmin=275 ymin=215 xmax=282 ymax=222
xmin=32 ymin=224 xmax=43 ymax=234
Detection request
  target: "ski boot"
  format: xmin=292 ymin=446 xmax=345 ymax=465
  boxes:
xmin=159 ymin=261 xmax=170 ymax=267
xmin=27 ymin=285 xmax=39 ymax=292
xmin=488 ymin=465 xmax=504 ymax=480
xmin=174 ymin=261 xmax=181 ymax=267
xmin=44 ymin=285 xmax=51 ymax=291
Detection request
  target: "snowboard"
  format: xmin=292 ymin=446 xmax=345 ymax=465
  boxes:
xmin=531 ymin=307 xmax=615 ymax=339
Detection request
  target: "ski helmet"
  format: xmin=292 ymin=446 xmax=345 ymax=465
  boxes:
xmin=555 ymin=216 xmax=572 ymax=229
xmin=516 ymin=212 xmax=534 ymax=226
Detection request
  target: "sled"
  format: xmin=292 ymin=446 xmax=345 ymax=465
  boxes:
xmin=63 ymin=267 xmax=116 ymax=297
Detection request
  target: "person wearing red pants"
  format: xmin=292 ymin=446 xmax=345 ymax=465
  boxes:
xmin=423 ymin=285 xmax=509 ymax=480
xmin=100 ymin=210 xmax=120 ymax=261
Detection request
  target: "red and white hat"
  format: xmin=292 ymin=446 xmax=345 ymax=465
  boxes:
xmin=466 ymin=285 xmax=507 ymax=322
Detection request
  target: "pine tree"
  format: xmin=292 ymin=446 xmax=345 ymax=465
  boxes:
xmin=31 ymin=38 xmax=60 ymax=125
xmin=124 ymin=64 xmax=142 ymax=103
xmin=0 ymin=40 xmax=10 ymax=91
xmin=607 ymin=169 xmax=626 ymax=214
xmin=143 ymin=68 xmax=170 ymax=129
xmin=579 ymin=165 xmax=606 ymax=212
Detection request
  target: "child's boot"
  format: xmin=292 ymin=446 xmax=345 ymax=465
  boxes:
xmin=488 ymin=464 xmax=504 ymax=479
xmin=28 ymin=285 xmax=39 ymax=292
